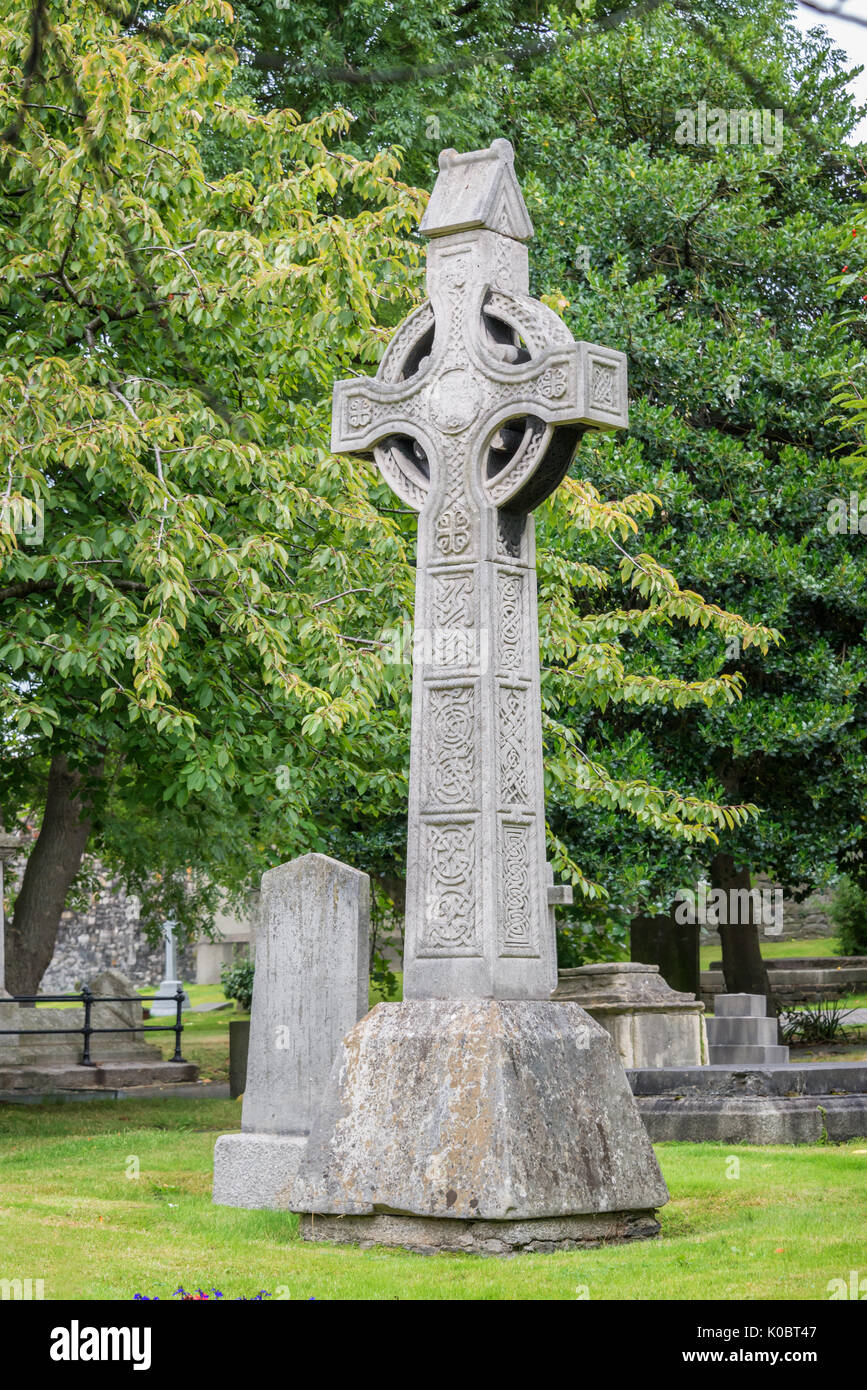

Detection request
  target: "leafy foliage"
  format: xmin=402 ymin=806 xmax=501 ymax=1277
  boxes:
xmin=220 ymin=955 xmax=254 ymax=1012
xmin=226 ymin=0 xmax=867 ymax=952
xmin=0 ymin=0 xmax=424 ymax=943
xmin=4 ymin=0 xmax=862 ymax=973
xmin=828 ymin=875 xmax=867 ymax=957
xmin=779 ymin=999 xmax=856 ymax=1045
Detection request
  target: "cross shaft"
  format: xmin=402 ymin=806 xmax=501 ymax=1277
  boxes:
xmin=330 ymin=142 xmax=628 ymax=998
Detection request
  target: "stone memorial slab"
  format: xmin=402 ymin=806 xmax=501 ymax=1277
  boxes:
xmin=554 ymin=962 xmax=707 ymax=1068
xmin=213 ymin=852 xmax=369 ymax=1209
xmin=293 ymin=140 xmax=669 ymax=1251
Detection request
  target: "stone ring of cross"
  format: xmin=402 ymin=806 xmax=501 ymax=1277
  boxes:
xmin=332 ymin=141 xmax=627 ymax=544
xmin=372 ymin=288 xmax=586 ymax=514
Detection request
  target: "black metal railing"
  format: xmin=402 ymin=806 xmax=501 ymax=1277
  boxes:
xmin=0 ymin=986 xmax=187 ymax=1066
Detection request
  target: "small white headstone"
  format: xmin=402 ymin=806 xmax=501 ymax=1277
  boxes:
xmin=150 ymin=921 xmax=190 ymax=1016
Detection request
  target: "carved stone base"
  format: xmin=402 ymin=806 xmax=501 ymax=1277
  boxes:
xmin=292 ymin=999 xmax=669 ymax=1229
xmin=299 ymin=1209 xmax=661 ymax=1255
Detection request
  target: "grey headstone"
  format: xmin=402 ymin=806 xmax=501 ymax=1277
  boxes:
xmin=150 ymin=922 xmax=190 ymax=1016
xmin=714 ymin=992 xmax=767 ymax=1017
xmin=705 ymin=1015 xmax=778 ymax=1046
xmin=630 ymin=910 xmax=700 ymax=998
xmin=242 ymin=853 xmax=369 ymax=1134
xmin=213 ymin=852 xmax=370 ymax=1209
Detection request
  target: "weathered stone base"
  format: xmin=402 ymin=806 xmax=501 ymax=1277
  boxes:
xmin=554 ymin=963 xmax=707 ymax=1068
xmin=213 ymin=1132 xmax=307 ymax=1210
xmin=628 ymin=1063 xmax=867 ymax=1143
xmin=299 ymin=1209 xmax=661 ymax=1256
xmin=293 ymin=1000 xmax=669 ymax=1225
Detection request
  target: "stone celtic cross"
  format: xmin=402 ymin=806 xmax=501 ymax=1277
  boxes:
xmin=332 ymin=140 xmax=628 ymax=999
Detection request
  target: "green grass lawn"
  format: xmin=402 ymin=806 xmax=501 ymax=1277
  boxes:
xmin=698 ymin=936 xmax=846 ymax=972
xmin=0 ymin=1097 xmax=864 ymax=1299
xmin=149 ymin=980 xmax=404 ymax=1082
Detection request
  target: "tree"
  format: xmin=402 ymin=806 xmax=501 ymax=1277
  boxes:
xmin=0 ymin=0 xmax=780 ymax=996
xmin=227 ymin=0 xmax=867 ymax=1002
xmin=514 ymin=1 xmax=867 ymax=996
xmin=0 ymin=0 xmax=425 ymax=990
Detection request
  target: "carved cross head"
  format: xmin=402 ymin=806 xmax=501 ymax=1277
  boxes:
xmin=331 ymin=139 xmax=627 ymax=563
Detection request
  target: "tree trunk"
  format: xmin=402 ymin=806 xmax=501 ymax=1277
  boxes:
xmin=710 ymin=852 xmax=778 ymax=1022
xmin=5 ymin=754 xmax=100 ymax=996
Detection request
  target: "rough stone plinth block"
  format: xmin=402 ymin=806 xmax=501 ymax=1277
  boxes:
xmin=213 ymin=852 xmax=369 ymax=1211
xmin=212 ymin=1133 xmax=307 ymax=1210
xmin=299 ymin=1210 xmax=661 ymax=1255
xmin=293 ymin=999 xmax=669 ymax=1228
xmin=714 ymin=993 xmax=766 ymax=1017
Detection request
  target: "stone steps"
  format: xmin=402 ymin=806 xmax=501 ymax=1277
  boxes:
xmin=0 ymin=1060 xmax=199 ymax=1090
xmin=706 ymin=1015 xmax=778 ymax=1045
xmin=701 ymin=963 xmax=867 ymax=1008
xmin=702 ymin=1042 xmax=790 ymax=1065
xmin=706 ymin=993 xmax=788 ymax=1066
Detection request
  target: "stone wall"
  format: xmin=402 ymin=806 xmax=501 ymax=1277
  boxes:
xmin=699 ymin=877 xmax=835 ymax=946
xmin=701 ymin=959 xmax=867 ymax=1009
xmin=35 ymin=883 xmax=195 ymax=995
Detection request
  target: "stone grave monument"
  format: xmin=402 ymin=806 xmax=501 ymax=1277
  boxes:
xmin=0 ymin=965 xmax=198 ymax=1091
xmin=149 ymin=920 xmax=190 ymax=1016
xmin=554 ymin=962 xmax=707 ymax=1067
xmin=0 ymin=834 xmax=22 ymax=1058
xmin=0 ymin=839 xmax=197 ymax=1091
xmin=0 ymin=833 xmax=21 ymax=999
xmin=212 ymin=853 xmax=370 ymax=1209
xmin=291 ymin=140 xmax=669 ymax=1253
xmin=706 ymin=993 xmax=788 ymax=1065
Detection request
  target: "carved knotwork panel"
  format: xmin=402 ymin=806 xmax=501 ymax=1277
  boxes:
xmin=423 ymin=682 xmax=477 ymax=811
xmin=497 ymin=819 xmax=538 ymax=957
xmin=431 ymin=569 xmax=476 ymax=668
xmin=498 ymin=684 xmax=530 ymax=806
xmin=418 ymin=818 xmax=480 ymax=956
xmin=496 ymin=570 xmax=523 ymax=672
